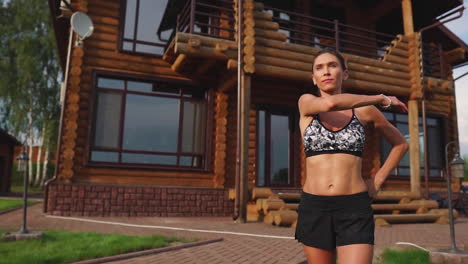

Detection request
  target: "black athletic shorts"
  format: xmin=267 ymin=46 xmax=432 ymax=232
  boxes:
xmin=294 ymin=191 xmax=374 ymax=251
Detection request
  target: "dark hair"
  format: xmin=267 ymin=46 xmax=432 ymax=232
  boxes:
xmin=312 ymin=48 xmax=347 ymax=72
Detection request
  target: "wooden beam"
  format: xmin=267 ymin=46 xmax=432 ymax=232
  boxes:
xmin=401 ymin=0 xmax=414 ymax=35
xmin=382 ymin=54 xmax=409 ymax=65
xmin=254 ymin=20 xmax=280 ymax=31
xmin=171 ymin=54 xmax=188 ymax=72
xmin=175 ymin=43 xmax=237 ymax=60
xmin=177 ymin=32 xmax=237 ymax=49
xmin=408 ymin=100 xmax=421 ymax=195
xmin=386 ymin=46 xmax=409 ymax=58
xmin=348 ymin=62 xmax=410 ymax=80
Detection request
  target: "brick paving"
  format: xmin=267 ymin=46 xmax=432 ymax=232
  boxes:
xmin=1 ymin=202 xmax=468 ymax=263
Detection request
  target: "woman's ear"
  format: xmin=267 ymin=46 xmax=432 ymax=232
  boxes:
xmin=343 ymin=70 xmax=349 ymax=81
xmin=311 ymin=74 xmax=317 ymax=85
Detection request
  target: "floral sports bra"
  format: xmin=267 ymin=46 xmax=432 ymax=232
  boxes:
xmin=303 ymin=109 xmax=365 ymax=157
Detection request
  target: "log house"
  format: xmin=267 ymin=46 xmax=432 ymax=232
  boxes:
xmin=46 ymin=0 xmax=467 ymax=218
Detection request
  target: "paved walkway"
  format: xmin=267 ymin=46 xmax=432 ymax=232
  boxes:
xmin=1 ymin=203 xmax=468 ymax=263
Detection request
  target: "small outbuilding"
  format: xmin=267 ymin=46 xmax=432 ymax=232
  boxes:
xmin=0 ymin=129 xmax=21 ymax=193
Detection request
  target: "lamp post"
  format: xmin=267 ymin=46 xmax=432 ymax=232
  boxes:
xmin=2 ymin=149 xmax=43 ymax=240
xmin=437 ymin=141 xmax=468 ymax=254
xmin=17 ymin=150 xmax=29 ymax=234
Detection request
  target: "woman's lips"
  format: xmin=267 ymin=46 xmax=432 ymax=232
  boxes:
xmin=322 ymin=79 xmax=334 ymax=83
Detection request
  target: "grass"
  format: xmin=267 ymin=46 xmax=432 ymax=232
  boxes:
xmin=0 ymin=199 xmax=35 ymax=212
xmin=377 ymin=248 xmax=430 ymax=264
xmin=0 ymin=230 xmax=189 ymax=264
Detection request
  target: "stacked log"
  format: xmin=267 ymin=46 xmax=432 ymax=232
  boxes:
xmin=213 ymin=92 xmax=229 ymax=187
xmin=248 ymin=187 xmax=300 ymax=227
xmin=172 ymin=33 xmax=237 ymax=62
xmin=371 ymin=190 xmax=461 ymax=226
xmin=381 ymin=34 xmax=410 ymax=65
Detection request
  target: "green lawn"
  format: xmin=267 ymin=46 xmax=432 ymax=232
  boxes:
xmin=0 ymin=199 xmax=34 ymax=212
xmin=377 ymin=248 xmax=430 ymax=264
xmin=0 ymin=230 xmax=187 ymax=264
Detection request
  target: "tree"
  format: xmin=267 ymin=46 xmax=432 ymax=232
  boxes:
xmin=0 ymin=0 xmax=61 ymax=187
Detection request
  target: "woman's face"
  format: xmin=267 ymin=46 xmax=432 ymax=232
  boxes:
xmin=311 ymin=53 xmax=348 ymax=95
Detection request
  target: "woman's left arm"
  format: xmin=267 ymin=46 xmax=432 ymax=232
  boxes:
xmin=367 ymin=106 xmax=409 ymax=192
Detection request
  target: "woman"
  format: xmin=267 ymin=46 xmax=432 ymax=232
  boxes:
xmin=295 ymin=48 xmax=409 ymax=264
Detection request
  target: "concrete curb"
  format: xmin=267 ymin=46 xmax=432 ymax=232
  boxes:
xmin=0 ymin=207 xmax=23 ymax=215
xmin=0 ymin=201 xmax=42 ymax=215
xmin=72 ymin=238 xmax=224 ymax=264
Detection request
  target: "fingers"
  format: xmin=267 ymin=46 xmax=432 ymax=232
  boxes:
xmin=389 ymin=96 xmax=408 ymax=113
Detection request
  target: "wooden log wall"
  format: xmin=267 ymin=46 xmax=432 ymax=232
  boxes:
xmin=58 ymin=0 xmax=228 ymax=187
xmin=213 ymin=92 xmax=229 ymax=187
xmin=225 ymin=92 xmax=238 ymax=188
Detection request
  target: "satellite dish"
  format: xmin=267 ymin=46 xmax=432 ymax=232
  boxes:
xmin=70 ymin=12 xmax=94 ymax=46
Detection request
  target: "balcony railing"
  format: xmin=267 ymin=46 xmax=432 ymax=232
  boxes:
xmin=262 ymin=5 xmax=396 ymax=59
xmin=177 ymin=0 xmax=236 ymax=40
xmin=173 ymin=0 xmax=447 ymax=79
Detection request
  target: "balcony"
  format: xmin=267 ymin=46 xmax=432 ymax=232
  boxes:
xmin=163 ymin=0 xmax=454 ymax=95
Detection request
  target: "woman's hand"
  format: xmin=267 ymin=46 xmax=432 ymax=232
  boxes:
xmin=365 ymin=178 xmax=380 ymax=199
xmin=380 ymin=95 xmax=408 ymax=113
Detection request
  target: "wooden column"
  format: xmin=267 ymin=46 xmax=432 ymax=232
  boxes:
xmin=239 ymin=74 xmax=251 ymax=222
xmin=408 ymin=100 xmax=420 ymax=194
xmin=401 ymin=0 xmax=414 ymax=35
xmin=402 ymin=0 xmax=421 ymax=196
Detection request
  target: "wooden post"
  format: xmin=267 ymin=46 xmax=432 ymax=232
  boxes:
xmin=401 ymin=0 xmax=414 ymax=35
xmin=408 ymin=100 xmax=420 ymax=194
xmin=239 ymin=73 xmax=251 ymax=222
xmin=402 ymin=0 xmax=421 ymax=196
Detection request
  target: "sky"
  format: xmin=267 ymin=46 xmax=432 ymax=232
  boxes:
xmin=444 ymin=0 xmax=468 ymax=157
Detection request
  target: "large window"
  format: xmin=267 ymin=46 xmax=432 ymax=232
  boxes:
xmin=381 ymin=112 xmax=444 ymax=178
xmin=257 ymin=109 xmax=295 ymax=187
xmin=121 ymin=0 xmax=173 ymax=55
xmin=90 ymin=74 xmax=208 ymax=169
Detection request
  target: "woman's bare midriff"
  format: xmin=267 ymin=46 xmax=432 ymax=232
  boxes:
xmin=303 ymin=153 xmax=368 ymax=196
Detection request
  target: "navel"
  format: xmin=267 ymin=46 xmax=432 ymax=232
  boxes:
xmin=328 ymin=184 xmax=334 ymax=189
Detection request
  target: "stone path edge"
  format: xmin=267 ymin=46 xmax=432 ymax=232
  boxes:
xmin=72 ymin=238 xmax=224 ymax=264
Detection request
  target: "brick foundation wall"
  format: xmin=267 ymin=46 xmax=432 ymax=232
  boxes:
xmin=46 ymin=183 xmax=234 ymax=217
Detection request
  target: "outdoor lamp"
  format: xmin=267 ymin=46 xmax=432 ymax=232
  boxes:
xmin=450 ymin=152 xmax=465 ymax=179
xmin=17 ymin=151 xmax=28 ymax=172
xmin=16 ymin=150 xmax=29 ymax=234
xmin=436 ymin=141 xmax=468 ymax=255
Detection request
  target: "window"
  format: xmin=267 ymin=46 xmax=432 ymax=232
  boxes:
xmin=257 ymin=109 xmax=295 ymax=186
xmin=121 ymin=0 xmax=173 ymax=55
xmin=90 ymin=75 xmax=208 ymax=169
xmin=381 ymin=112 xmax=444 ymax=178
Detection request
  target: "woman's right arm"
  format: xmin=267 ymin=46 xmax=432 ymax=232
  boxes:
xmin=298 ymin=93 xmax=407 ymax=116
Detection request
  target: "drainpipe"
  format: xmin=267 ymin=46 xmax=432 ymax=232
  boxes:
xmin=44 ymin=25 xmax=74 ymax=213
xmin=233 ymin=0 xmax=243 ymax=221
xmin=419 ymin=6 xmax=464 ymax=199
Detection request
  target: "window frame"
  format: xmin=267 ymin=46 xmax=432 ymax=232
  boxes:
xmin=255 ymin=106 xmax=297 ymax=187
xmin=118 ymin=0 xmax=172 ymax=58
xmin=381 ymin=111 xmax=446 ymax=180
xmin=85 ymin=70 xmax=213 ymax=172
